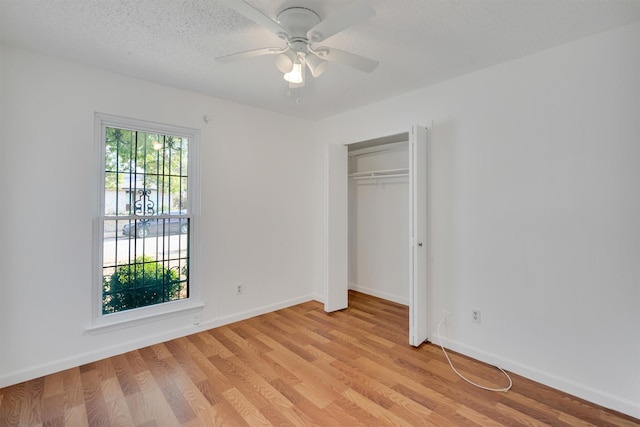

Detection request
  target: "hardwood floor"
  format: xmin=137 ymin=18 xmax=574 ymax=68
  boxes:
xmin=1 ymin=291 xmax=638 ymax=426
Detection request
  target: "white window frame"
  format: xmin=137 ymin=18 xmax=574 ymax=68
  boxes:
xmin=88 ymin=113 xmax=202 ymax=333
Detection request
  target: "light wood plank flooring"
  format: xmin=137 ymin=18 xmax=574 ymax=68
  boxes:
xmin=1 ymin=291 xmax=638 ymax=426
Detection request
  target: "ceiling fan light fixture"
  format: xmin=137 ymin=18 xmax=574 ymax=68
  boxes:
xmin=274 ymin=50 xmax=296 ymax=73
xmin=284 ymin=61 xmax=304 ymax=84
xmin=305 ymin=53 xmax=328 ymax=78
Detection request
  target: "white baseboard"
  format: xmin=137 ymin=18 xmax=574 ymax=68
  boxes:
xmin=197 ymin=294 xmax=315 ymax=330
xmin=430 ymin=333 xmax=640 ymax=420
xmin=0 ymin=294 xmax=316 ymax=389
xmin=0 ymin=324 xmax=198 ymax=388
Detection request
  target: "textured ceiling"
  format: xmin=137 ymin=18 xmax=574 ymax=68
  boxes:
xmin=2 ymin=0 xmax=640 ymax=120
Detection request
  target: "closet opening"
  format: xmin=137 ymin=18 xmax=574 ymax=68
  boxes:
xmin=348 ymin=133 xmax=410 ymax=306
xmin=325 ymin=125 xmax=428 ymax=346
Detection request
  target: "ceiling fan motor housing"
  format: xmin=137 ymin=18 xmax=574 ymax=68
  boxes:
xmin=277 ymin=7 xmax=320 ymax=43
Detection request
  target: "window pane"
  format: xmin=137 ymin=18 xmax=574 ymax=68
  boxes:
xmin=102 ymin=126 xmax=190 ymax=315
xmin=179 ymin=177 xmax=188 ymax=212
xmin=102 ymin=216 xmax=189 ymax=313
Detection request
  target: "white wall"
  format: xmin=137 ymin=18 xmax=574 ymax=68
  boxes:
xmin=0 ymin=46 xmax=315 ymax=385
xmin=313 ymin=22 xmax=640 ymax=418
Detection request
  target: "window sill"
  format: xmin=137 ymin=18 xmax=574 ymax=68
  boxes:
xmin=86 ymin=299 xmax=204 ymax=334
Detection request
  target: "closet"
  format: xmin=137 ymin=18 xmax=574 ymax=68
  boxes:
xmin=325 ymin=125 xmax=428 ymax=346
xmin=348 ymin=137 xmax=410 ymax=305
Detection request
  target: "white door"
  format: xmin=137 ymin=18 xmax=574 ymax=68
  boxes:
xmin=409 ymin=125 xmax=428 ymax=346
xmin=324 ymin=143 xmax=349 ymax=312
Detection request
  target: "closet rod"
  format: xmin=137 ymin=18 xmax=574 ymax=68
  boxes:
xmin=351 ymin=173 xmax=408 ymax=180
xmin=349 ymin=168 xmax=408 ymax=178
xmin=350 ymin=168 xmax=409 ymax=180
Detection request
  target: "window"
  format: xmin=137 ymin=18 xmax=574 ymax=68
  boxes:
xmin=92 ymin=114 xmax=201 ymax=330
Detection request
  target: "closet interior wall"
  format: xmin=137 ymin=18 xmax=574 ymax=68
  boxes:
xmin=348 ymin=140 xmax=410 ymax=305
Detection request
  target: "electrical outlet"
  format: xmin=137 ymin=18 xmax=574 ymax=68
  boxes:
xmin=236 ymin=284 xmax=243 ymax=295
xmin=442 ymin=310 xmax=450 ymax=326
xmin=472 ymin=308 xmax=481 ymax=324
xmin=193 ymin=314 xmax=200 ymax=325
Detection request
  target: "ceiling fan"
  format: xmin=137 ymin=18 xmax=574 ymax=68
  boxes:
xmin=216 ymin=0 xmax=379 ymax=88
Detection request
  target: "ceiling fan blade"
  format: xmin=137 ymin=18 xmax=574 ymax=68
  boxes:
xmin=321 ymin=47 xmax=379 ymax=73
xmin=221 ymin=0 xmax=288 ymax=39
xmin=216 ymin=47 xmax=285 ymax=63
xmin=307 ymin=0 xmax=375 ymax=43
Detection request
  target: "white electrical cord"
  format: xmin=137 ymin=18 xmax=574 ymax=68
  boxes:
xmin=436 ymin=319 xmax=513 ymax=392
